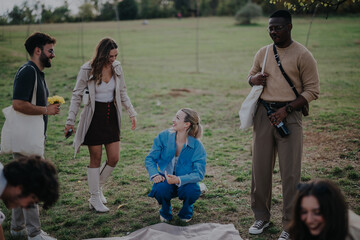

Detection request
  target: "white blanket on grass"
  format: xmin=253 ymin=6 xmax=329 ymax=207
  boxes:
xmin=85 ymin=223 xmax=243 ymax=240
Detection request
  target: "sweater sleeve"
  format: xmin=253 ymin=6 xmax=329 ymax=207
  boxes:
xmin=248 ymin=46 xmax=267 ymax=79
xmin=298 ymin=50 xmax=320 ymax=103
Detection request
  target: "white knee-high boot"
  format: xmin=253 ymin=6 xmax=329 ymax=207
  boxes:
xmin=87 ymin=167 xmax=109 ymax=212
xmin=99 ymin=162 xmax=115 ymax=204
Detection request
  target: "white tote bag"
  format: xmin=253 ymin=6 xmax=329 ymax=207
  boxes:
xmin=239 ymin=45 xmax=270 ymax=130
xmin=1 ymin=66 xmax=45 ymax=157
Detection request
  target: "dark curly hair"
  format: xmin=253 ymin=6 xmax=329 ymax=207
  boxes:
xmin=24 ymin=32 xmax=56 ymax=56
xmin=3 ymin=155 xmax=59 ymax=209
xmin=288 ymin=179 xmax=348 ymax=240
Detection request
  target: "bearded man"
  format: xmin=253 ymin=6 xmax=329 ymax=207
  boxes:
xmin=10 ymin=32 xmax=60 ymax=240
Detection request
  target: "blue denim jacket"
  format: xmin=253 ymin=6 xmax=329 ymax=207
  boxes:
xmin=145 ymin=129 xmax=206 ymax=187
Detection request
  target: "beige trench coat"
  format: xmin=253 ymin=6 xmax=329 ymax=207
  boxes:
xmin=66 ymin=60 xmax=137 ymax=157
xmin=347 ymin=210 xmax=360 ymax=240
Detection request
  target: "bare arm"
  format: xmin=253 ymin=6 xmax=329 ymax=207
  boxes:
xmin=0 ymin=225 xmax=5 ymax=240
xmin=12 ymin=100 xmax=60 ymax=115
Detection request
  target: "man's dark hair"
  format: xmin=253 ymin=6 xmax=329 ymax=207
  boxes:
xmin=270 ymin=10 xmax=292 ymax=24
xmin=24 ymin=32 xmax=56 ymax=56
xmin=3 ymin=155 xmax=59 ymax=209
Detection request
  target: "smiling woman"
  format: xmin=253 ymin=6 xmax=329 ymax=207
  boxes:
xmin=145 ymin=108 xmax=206 ymax=223
xmin=64 ymin=37 xmax=137 ymax=213
xmin=288 ymin=179 xmax=360 ymax=240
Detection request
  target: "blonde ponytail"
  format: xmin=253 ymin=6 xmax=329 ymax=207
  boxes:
xmin=181 ymin=108 xmax=203 ymax=139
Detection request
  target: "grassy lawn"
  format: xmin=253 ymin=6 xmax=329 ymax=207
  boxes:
xmin=0 ymin=16 xmax=359 ymax=240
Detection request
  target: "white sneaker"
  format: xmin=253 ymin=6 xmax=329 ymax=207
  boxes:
xmin=248 ymin=220 xmax=270 ymax=234
xmin=160 ymin=215 xmax=169 ymax=223
xmin=199 ymin=182 xmax=208 ymax=196
xmin=28 ymin=230 xmax=57 ymax=240
xmin=278 ymin=230 xmax=290 ymax=240
xmin=180 ymin=218 xmax=192 ymax=223
xmin=11 ymin=228 xmax=27 ymax=237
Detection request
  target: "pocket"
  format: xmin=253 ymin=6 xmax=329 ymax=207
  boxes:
xmin=285 ymin=110 xmax=302 ymax=126
xmin=82 ymin=88 xmax=89 ymax=105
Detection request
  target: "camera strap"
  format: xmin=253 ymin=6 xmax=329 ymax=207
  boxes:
xmin=272 ymin=44 xmax=300 ymax=98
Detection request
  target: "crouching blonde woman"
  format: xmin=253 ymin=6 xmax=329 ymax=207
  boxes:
xmin=145 ymin=108 xmax=206 ymax=222
xmin=64 ymin=38 xmax=137 ymax=212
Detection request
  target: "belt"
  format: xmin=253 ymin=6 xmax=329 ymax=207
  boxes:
xmin=260 ymin=100 xmax=289 ymax=109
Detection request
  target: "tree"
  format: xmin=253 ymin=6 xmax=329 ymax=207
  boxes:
xmin=217 ymin=0 xmax=246 ymax=16
xmin=235 ymin=1 xmax=262 ymax=24
xmin=98 ymin=2 xmax=116 ymax=21
xmin=118 ymin=0 xmax=138 ymax=20
xmin=209 ymin=0 xmax=219 ymax=15
xmin=140 ymin=0 xmax=152 ymax=18
xmin=52 ymin=5 xmax=72 ymax=23
xmin=139 ymin=0 xmax=174 ymax=19
xmin=8 ymin=5 xmax=26 ymax=24
xmin=268 ymin=0 xmax=360 ymax=13
xmin=7 ymin=3 xmax=36 ymax=25
xmin=22 ymin=2 xmax=35 ymax=24
xmin=174 ymin=0 xmax=194 ymax=16
xmin=0 ymin=15 xmax=8 ymax=25
xmin=78 ymin=2 xmax=96 ymax=21
xmin=41 ymin=5 xmax=53 ymax=23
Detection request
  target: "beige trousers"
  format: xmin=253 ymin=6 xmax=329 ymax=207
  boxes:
xmin=251 ymin=105 xmax=303 ymax=229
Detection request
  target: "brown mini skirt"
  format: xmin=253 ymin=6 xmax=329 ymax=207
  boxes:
xmin=83 ymin=101 xmax=120 ymax=146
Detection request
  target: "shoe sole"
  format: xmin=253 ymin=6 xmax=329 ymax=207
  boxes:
xmin=248 ymin=222 xmax=270 ymax=234
xmin=89 ymin=202 xmax=109 ymax=212
xmin=180 ymin=218 xmax=192 ymax=223
xmin=10 ymin=230 xmax=27 ymax=238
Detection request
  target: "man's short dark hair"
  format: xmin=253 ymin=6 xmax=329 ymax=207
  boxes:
xmin=24 ymin=32 xmax=56 ymax=56
xmin=3 ymin=155 xmax=59 ymax=209
xmin=270 ymin=10 xmax=292 ymax=24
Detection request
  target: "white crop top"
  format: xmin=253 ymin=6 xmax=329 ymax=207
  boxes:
xmin=95 ymin=76 xmax=115 ymax=102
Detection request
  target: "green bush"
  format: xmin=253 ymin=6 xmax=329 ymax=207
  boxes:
xmin=235 ymin=1 xmax=262 ymax=25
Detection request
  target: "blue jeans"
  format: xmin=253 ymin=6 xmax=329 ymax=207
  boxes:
xmin=148 ymin=179 xmax=201 ymax=221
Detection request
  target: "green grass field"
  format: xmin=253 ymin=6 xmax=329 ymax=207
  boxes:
xmin=0 ymin=16 xmax=359 ymax=240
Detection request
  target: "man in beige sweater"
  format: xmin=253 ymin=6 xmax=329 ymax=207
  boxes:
xmin=246 ymin=10 xmax=320 ymax=240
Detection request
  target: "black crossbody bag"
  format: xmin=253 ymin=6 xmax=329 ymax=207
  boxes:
xmin=273 ymin=44 xmax=309 ymax=116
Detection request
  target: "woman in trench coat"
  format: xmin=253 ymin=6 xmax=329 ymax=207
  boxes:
xmin=65 ymin=38 xmax=137 ymax=212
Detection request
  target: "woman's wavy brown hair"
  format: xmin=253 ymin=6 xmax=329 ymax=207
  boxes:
xmin=91 ymin=38 xmax=118 ymax=85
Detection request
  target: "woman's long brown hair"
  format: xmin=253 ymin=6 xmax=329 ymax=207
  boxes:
xmin=91 ymin=38 xmax=118 ymax=85
xmin=288 ymin=179 xmax=348 ymax=240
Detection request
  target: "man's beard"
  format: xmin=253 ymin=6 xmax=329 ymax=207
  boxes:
xmin=40 ymin=51 xmax=51 ymax=68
